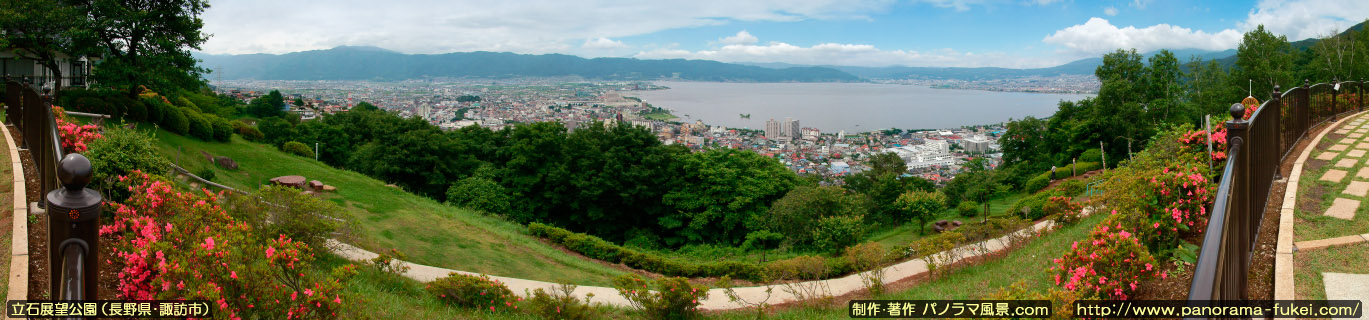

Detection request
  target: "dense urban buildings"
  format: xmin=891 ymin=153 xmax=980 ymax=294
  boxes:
xmin=213 ymin=79 xmax=1003 ymax=183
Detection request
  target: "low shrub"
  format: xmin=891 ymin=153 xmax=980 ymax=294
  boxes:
xmin=1055 ymin=179 xmax=1087 ymax=196
xmin=1079 ymin=148 xmax=1103 ymax=163
xmin=527 ymin=223 xmax=767 ymax=281
xmin=907 ymin=231 xmax=965 ymax=277
xmin=425 ymin=273 xmax=516 ymax=312
xmin=765 ymin=256 xmax=832 ymax=304
xmin=282 ymin=141 xmax=315 ymax=158
xmin=811 ymin=214 xmax=866 ymax=253
xmin=1043 ymin=196 xmax=1084 ymax=226
xmin=957 ymin=201 xmax=979 ymax=217
xmin=161 ymin=106 xmax=189 ymax=134
xmin=210 ymin=116 xmax=233 ymax=142
xmin=445 ymin=176 xmax=511 ymax=215
xmin=1051 ymin=219 xmax=1158 ymax=300
xmin=194 ymin=167 xmax=215 ymax=182
xmin=369 ymin=249 xmax=411 ymax=275
xmin=1024 ymin=175 xmax=1049 ymax=193
xmin=187 ymin=110 xmax=214 ymax=140
xmin=988 ymin=280 xmax=1082 ymax=320
xmin=613 ymin=275 xmax=708 ymax=320
xmin=140 ymin=96 xmax=168 ymax=124
xmin=1009 ymin=192 xmax=1051 ymax=221
xmin=526 ymin=283 xmax=596 ymax=320
xmin=844 ymin=242 xmax=890 ymax=295
xmin=84 ymin=126 xmax=171 ymax=196
xmin=233 ymin=120 xmax=265 ymax=142
xmin=224 ymin=185 xmax=345 ymax=250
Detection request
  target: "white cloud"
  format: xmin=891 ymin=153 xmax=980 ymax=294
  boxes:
xmin=1103 ymin=6 xmax=1118 ymax=16
xmin=1239 ymin=0 xmax=1369 ymax=41
xmin=1042 ymin=18 xmax=1242 ymax=56
xmin=199 ymin=0 xmax=897 ymax=55
xmin=718 ymin=31 xmax=759 ymax=45
xmin=913 ymin=0 xmax=987 ymax=12
xmin=1131 ymin=0 xmax=1150 ymax=9
xmin=636 ymin=38 xmax=1060 ymax=68
xmin=582 ymin=37 xmax=628 ymax=49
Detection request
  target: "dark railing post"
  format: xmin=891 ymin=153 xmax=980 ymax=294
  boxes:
xmin=1302 ymin=80 xmax=1311 ymax=134
xmin=1332 ymin=79 xmax=1339 ymax=117
xmin=1264 ymin=85 xmax=1275 ymax=181
xmin=46 ymin=154 xmax=102 ymax=301
xmin=1225 ymin=103 xmax=1250 ymax=300
xmin=4 ymin=78 xmax=18 ymax=126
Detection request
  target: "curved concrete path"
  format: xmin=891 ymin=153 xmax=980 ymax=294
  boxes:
xmin=330 ymin=211 xmax=1076 ymax=310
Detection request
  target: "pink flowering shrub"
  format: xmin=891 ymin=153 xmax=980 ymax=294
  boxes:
xmin=424 ymin=273 xmax=517 ymax=312
xmin=1135 ymin=165 xmax=1214 ymax=258
xmin=101 ymin=171 xmax=355 ymax=319
xmin=53 ymin=106 xmax=103 ymax=152
xmin=613 ymin=274 xmax=709 ymax=320
xmin=1051 ymin=218 xmax=1159 ymax=300
xmin=1043 ymin=196 xmax=1084 ymax=226
xmin=1178 ymin=125 xmax=1228 ymax=163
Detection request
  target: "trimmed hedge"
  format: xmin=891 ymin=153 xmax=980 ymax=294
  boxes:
xmin=527 ymin=222 xmax=863 ymax=281
xmin=1026 ymin=161 xmax=1103 ymax=193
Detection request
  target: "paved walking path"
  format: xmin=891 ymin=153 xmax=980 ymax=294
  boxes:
xmin=330 ymin=210 xmax=1078 ymax=310
xmin=1276 ymin=111 xmax=1369 ymax=305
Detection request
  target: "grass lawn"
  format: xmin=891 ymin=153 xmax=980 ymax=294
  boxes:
xmin=869 ymin=192 xmax=1027 ymax=249
xmin=0 ymin=129 xmax=11 ymax=301
xmin=144 ymin=126 xmax=629 ymax=286
xmin=1293 ymin=243 xmax=1369 ymax=300
xmin=705 ymin=206 xmax=1108 ymax=319
xmin=1295 ymin=123 xmax=1369 ymax=242
xmin=641 ymin=111 xmax=677 ymax=121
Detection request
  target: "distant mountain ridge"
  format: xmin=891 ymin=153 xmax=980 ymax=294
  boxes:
xmin=199 ymin=21 xmax=1365 ymax=82
xmin=196 ymin=47 xmax=860 ymax=82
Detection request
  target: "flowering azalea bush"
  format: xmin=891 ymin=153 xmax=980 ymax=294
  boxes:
xmin=53 ymin=106 xmax=102 ymax=152
xmin=101 ymin=171 xmax=354 ymax=319
xmin=1044 ymin=196 xmax=1085 ymax=227
xmin=613 ymin=274 xmax=709 ymax=320
xmin=1178 ymin=124 xmax=1228 ymax=163
xmin=425 ymin=273 xmax=518 ymax=312
xmin=1135 ymin=165 xmax=1214 ymax=258
xmin=1052 ymin=218 xmax=1159 ymax=300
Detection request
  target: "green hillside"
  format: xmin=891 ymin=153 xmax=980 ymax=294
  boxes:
xmin=145 ymin=125 xmax=629 ymax=286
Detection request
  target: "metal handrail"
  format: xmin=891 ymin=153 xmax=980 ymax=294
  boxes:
xmin=1187 ymin=141 xmax=1240 ymax=303
xmin=1187 ymin=78 xmax=1367 ymax=313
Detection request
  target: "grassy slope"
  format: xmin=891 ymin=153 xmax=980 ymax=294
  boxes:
xmin=868 ymin=192 xmax=1028 ymax=248
xmin=706 ymin=212 xmax=1107 ymax=319
xmin=147 ymin=127 xmax=628 ymax=286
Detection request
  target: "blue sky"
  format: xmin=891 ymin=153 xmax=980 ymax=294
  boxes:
xmin=199 ymin=0 xmax=1369 ymax=68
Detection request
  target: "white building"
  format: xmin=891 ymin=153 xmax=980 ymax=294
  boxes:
xmin=888 ymin=140 xmax=956 ymax=170
xmin=1 ymin=50 xmax=95 ymax=89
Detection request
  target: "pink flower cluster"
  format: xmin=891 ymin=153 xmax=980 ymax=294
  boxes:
xmin=1052 ymin=221 xmax=1159 ymax=300
xmin=1178 ymin=126 xmax=1228 ymax=162
xmin=101 ymin=171 xmax=352 ymax=319
xmin=1142 ymin=165 xmax=1214 ymax=249
xmin=53 ymin=106 xmax=102 ymax=152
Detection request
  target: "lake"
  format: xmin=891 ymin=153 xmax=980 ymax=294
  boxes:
xmin=629 ymin=81 xmax=1093 ymax=132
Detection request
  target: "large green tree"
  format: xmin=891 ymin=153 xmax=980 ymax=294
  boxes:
xmin=661 ymin=148 xmax=798 ymax=245
xmin=765 ymin=185 xmax=872 ymax=248
xmin=1233 ymin=25 xmax=1295 ymax=101
xmin=78 ymin=0 xmax=210 ymax=96
xmin=0 ymin=0 xmax=95 ymax=96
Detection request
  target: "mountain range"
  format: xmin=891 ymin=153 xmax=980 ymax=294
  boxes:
xmin=197 ymin=21 xmax=1364 ymax=83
